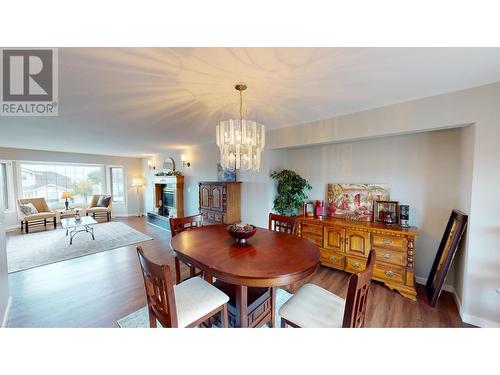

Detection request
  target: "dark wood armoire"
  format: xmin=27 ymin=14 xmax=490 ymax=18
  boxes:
xmin=198 ymin=181 xmax=241 ymax=224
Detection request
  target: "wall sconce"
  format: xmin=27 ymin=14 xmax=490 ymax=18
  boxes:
xmin=147 ymin=159 xmax=156 ymax=170
xmin=181 ymin=154 xmax=191 ymax=168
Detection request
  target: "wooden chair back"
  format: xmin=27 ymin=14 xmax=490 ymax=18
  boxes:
xmin=342 ymin=250 xmax=375 ymax=328
xmin=169 ymin=214 xmax=203 ymax=237
xmin=268 ymin=213 xmax=296 ymax=234
xmin=136 ymin=246 xmax=178 ymax=328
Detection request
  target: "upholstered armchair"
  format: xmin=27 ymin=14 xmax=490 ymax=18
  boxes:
xmin=86 ymin=194 xmax=113 ymax=221
xmin=17 ymin=198 xmax=57 ymax=233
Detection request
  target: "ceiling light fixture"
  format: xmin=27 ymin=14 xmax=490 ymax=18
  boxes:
xmin=216 ymin=84 xmax=265 ymax=172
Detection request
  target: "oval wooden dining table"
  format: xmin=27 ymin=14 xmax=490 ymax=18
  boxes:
xmin=170 ymin=224 xmax=320 ymax=328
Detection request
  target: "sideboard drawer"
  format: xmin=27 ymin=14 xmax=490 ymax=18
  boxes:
xmin=374 ymin=248 xmax=406 ymax=266
xmin=301 ymin=223 xmax=323 ymax=236
xmin=372 ymin=234 xmax=407 ymax=252
xmin=345 ymin=256 xmax=367 ymax=273
xmin=302 ymin=233 xmax=323 ymax=247
xmin=374 ymin=263 xmax=405 ymax=284
xmin=320 ymin=249 xmax=345 ymax=269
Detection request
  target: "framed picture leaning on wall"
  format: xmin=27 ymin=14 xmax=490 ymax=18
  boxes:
xmin=426 ymin=209 xmax=468 ymax=307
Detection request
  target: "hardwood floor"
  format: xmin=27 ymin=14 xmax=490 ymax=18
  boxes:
xmin=6 ymin=216 xmax=471 ymax=327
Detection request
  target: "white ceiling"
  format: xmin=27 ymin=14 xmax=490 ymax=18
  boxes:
xmin=2 ymin=47 xmax=500 ymax=157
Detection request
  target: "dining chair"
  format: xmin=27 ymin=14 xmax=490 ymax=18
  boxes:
xmin=279 ymin=250 xmax=376 ymax=328
xmin=136 ymin=246 xmax=229 ymax=328
xmin=268 ymin=213 xmax=297 ymax=234
xmin=169 ymin=214 xmax=203 ymax=284
xmin=269 ymin=212 xmax=298 ymax=293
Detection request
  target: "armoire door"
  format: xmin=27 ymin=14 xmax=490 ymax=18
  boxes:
xmin=199 ymin=184 xmax=211 ymax=209
xmin=210 ymin=185 xmax=225 ymax=211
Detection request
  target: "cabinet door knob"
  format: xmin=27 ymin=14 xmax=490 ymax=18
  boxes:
xmin=385 ymin=271 xmax=396 ymax=278
xmin=352 ymin=262 xmax=361 ymax=269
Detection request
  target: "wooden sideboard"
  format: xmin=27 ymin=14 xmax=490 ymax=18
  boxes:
xmin=296 ymin=215 xmax=418 ymax=300
xmin=199 ymin=181 xmax=241 ymax=224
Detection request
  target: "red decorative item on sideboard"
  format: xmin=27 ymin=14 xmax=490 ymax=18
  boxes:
xmin=315 ymin=200 xmax=324 ymax=218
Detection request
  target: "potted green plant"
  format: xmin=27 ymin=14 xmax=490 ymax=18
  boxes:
xmin=270 ymin=169 xmax=312 ymax=216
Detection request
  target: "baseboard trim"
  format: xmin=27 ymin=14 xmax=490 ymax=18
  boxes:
xmin=415 ymin=276 xmax=454 ymax=293
xmin=414 ymin=277 xmax=500 ymax=327
xmin=1 ymin=296 xmax=12 ymax=328
xmin=461 ymin=313 xmax=500 ymax=328
xmin=452 ymin=290 xmax=462 ymax=317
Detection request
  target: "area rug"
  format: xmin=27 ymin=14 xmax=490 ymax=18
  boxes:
xmin=117 ymin=287 xmax=292 ymax=328
xmin=7 ymin=221 xmax=153 ymax=273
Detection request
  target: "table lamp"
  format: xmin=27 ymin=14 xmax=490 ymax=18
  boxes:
xmin=132 ymin=177 xmax=144 ymax=216
xmin=61 ymin=191 xmax=72 ymax=210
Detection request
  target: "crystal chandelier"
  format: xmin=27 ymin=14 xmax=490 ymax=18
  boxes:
xmin=216 ymin=84 xmax=265 ymax=171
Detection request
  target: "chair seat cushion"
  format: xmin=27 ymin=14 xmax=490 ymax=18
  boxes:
xmin=278 ymin=283 xmax=346 ymax=328
xmin=24 ymin=212 xmax=56 ymax=220
xmin=174 ymin=277 xmax=229 ymax=328
xmin=86 ymin=207 xmax=110 ymax=213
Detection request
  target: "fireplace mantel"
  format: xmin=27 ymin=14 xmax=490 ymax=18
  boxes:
xmin=152 ymin=175 xmax=184 ymax=185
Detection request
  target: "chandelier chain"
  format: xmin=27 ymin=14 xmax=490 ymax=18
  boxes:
xmin=239 ymin=89 xmax=243 ymax=121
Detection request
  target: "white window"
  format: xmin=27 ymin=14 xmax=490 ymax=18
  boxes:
xmin=110 ymin=167 xmax=125 ymax=203
xmin=19 ymin=163 xmax=104 ymax=208
xmin=1 ymin=162 xmax=9 ymax=210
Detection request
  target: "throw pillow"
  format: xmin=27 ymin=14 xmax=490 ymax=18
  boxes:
xmin=97 ymin=196 xmax=111 ymax=208
xmin=20 ymin=203 xmax=38 ymax=216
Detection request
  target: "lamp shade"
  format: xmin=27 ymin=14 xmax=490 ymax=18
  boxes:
xmin=61 ymin=191 xmax=72 ymax=199
xmin=132 ymin=177 xmax=144 ymax=187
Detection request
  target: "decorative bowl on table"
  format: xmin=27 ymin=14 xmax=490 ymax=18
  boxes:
xmin=226 ymin=223 xmax=257 ymax=244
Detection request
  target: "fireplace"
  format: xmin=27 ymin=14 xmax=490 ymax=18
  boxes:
xmin=147 ymin=176 xmax=184 ymax=230
xmin=162 ymin=184 xmax=175 ymax=216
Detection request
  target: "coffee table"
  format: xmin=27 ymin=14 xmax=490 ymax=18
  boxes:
xmin=61 ymin=216 xmax=97 ymax=245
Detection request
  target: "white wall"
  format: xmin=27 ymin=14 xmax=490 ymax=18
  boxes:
xmin=453 ymin=125 xmax=475 ymax=307
xmin=0 ymin=147 xmax=144 ymax=229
